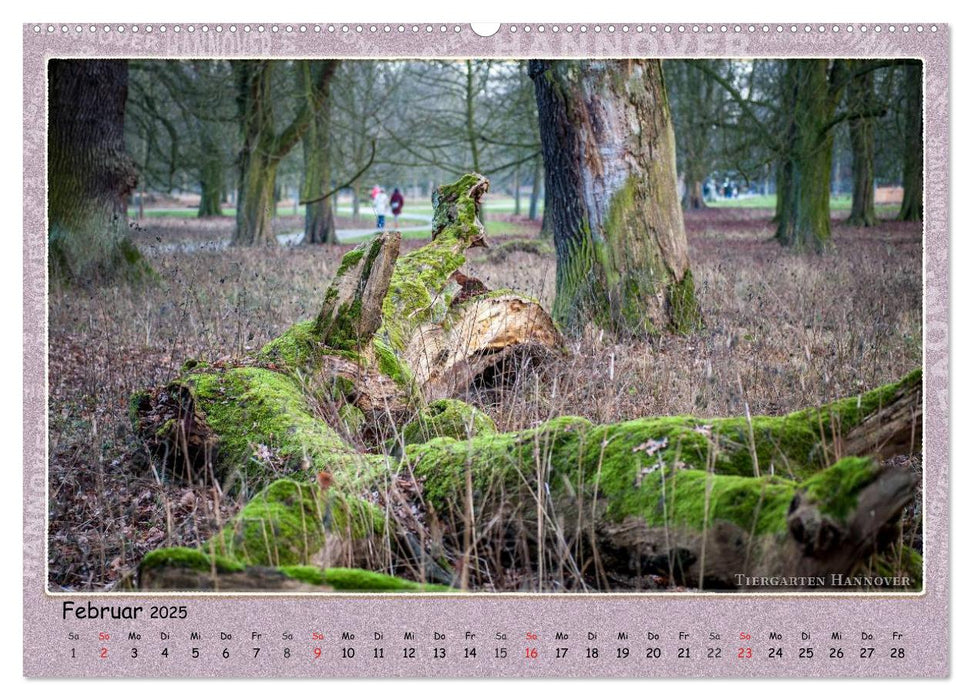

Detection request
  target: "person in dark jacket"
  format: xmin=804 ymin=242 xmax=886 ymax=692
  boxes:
xmin=390 ymin=188 xmax=404 ymax=228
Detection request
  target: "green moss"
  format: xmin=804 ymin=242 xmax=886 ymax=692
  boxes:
xmin=338 ymin=403 xmax=366 ymax=433
xmin=379 ymin=242 xmax=466 ymax=352
xmin=277 ymin=564 xmax=326 ymax=585
xmin=139 ymin=552 xmax=452 ymax=591
xmin=801 ymin=456 xmax=879 ymax=519
xmin=180 ymin=367 xmax=365 ymax=482
xmin=613 ymin=468 xmax=796 ymax=536
xmin=278 ymin=565 xmax=453 ymax=592
xmin=407 ymin=415 xmax=593 ymax=514
xmin=214 ymin=479 xmax=327 ymax=566
xmin=334 ymin=246 xmax=365 ymax=277
xmin=402 ymin=399 xmax=497 ymax=446
xmin=213 ymin=478 xmax=386 ymax=567
xmin=406 ymin=371 xmax=916 ymax=536
xmin=327 ymin=492 xmax=387 ymax=539
xmin=431 ymin=173 xmax=488 ymax=241
xmin=180 ymin=358 xmax=209 ymax=374
xmin=667 ymin=269 xmax=702 ymax=333
xmin=128 ymin=390 xmax=151 ymax=429
xmin=256 ymin=319 xmax=323 ymax=368
xmin=140 ymin=547 xmax=244 ymax=574
xmin=371 ymin=337 xmax=413 ymax=386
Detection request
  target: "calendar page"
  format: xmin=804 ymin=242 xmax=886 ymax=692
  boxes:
xmin=23 ymin=21 xmax=949 ymax=678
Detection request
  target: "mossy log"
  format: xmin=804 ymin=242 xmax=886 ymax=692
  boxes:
xmin=139 ymin=547 xmax=452 ymax=592
xmin=403 ymin=372 xmax=922 ymax=590
xmin=137 ymin=371 xmax=920 ymax=591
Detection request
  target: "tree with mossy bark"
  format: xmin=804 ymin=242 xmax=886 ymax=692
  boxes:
xmin=233 ymin=60 xmax=333 ymax=246
xmin=897 ymin=63 xmax=923 ymax=223
xmin=300 ymin=61 xmax=340 ymax=244
xmin=772 ymin=60 xmax=844 ymax=252
xmin=48 ymin=59 xmax=148 ymax=283
xmin=845 ymin=60 xmax=879 ymax=227
xmin=529 ymin=59 xmax=701 ymax=336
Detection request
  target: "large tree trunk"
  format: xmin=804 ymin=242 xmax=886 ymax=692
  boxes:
xmin=48 ymin=59 xmax=147 ymax=283
xmin=846 ymin=61 xmax=878 ymax=227
xmin=898 ymin=63 xmax=923 ymax=222
xmin=774 ymin=60 xmax=839 ymax=252
xmin=233 ymin=62 xmax=277 ymax=245
xmin=529 ymin=59 xmax=700 ymax=336
xmin=233 ymin=61 xmax=327 ymax=246
xmin=197 ymin=126 xmax=224 ymax=218
xmin=301 ymin=62 xmax=339 ymax=244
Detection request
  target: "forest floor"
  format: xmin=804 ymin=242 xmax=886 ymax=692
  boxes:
xmin=47 ymin=208 xmax=923 ymax=591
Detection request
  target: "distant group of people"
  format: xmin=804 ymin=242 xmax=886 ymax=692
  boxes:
xmin=702 ymin=179 xmax=739 ymax=200
xmin=370 ymin=185 xmax=404 ymax=229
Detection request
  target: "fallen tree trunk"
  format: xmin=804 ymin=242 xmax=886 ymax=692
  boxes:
xmin=137 ymin=372 xmax=921 ymax=592
xmin=403 ymin=371 xmax=921 ymax=590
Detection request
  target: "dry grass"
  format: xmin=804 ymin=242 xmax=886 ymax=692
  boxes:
xmin=47 ymin=208 xmax=922 ymax=591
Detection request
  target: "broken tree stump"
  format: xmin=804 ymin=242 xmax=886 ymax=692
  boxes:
xmin=132 ymin=173 xmax=562 ymax=487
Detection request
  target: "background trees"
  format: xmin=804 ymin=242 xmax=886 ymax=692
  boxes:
xmin=233 ymin=61 xmax=336 ymax=246
xmin=898 ymin=63 xmax=924 ymax=222
xmin=52 ymin=57 xmax=923 ymax=302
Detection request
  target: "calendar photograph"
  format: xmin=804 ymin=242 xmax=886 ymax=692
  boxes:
xmin=23 ymin=20 xmax=950 ymax=679
xmin=42 ymin=53 xmax=929 ymax=596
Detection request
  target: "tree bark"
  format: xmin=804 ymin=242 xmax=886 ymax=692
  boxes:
xmin=197 ymin=126 xmax=224 ymax=218
xmin=48 ymin=59 xmax=146 ymax=283
xmin=774 ymin=60 xmax=840 ymax=252
xmin=528 ymin=154 xmax=542 ymax=222
xmin=301 ymin=62 xmax=340 ymax=244
xmin=233 ymin=61 xmax=327 ymax=246
xmin=898 ymin=63 xmax=923 ymax=222
xmin=846 ymin=61 xmax=878 ymax=227
xmin=529 ymin=59 xmax=700 ymax=336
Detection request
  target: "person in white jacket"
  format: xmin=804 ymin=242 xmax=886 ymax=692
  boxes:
xmin=373 ymin=187 xmax=390 ymax=229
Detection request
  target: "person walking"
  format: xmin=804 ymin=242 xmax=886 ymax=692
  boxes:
xmin=373 ymin=187 xmax=390 ymax=230
xmin=390 ymin=187 xmax=404 ymax=229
